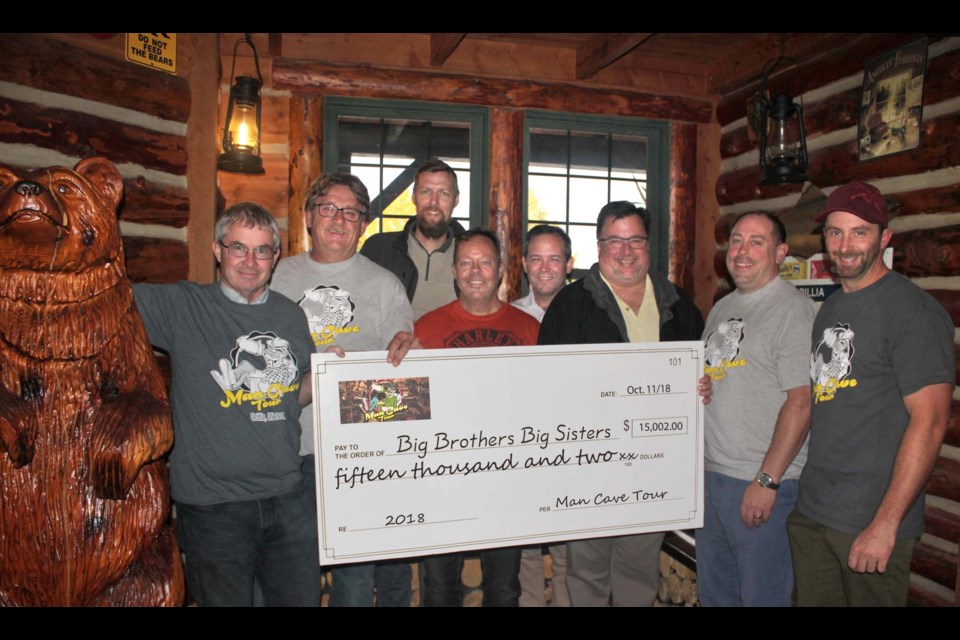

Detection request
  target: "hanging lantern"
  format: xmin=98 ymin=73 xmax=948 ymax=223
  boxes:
xmin=759 ymin=91 xmax=808 ymax=184
xmin=218 ymin=34 xmax=265 ymax=175
xmin=755 ymin=35 xmax=808 ymax=185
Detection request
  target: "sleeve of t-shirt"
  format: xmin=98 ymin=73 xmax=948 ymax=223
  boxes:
xmin=382 ymin=278 xmax=415 ymax=347
xmin=776 ymin=295 xmax=817 ymax=392
xmin=132 ymin=282 xmax=178 ymax=352
xmin=891 ymin=295 xmax=956 ymax=398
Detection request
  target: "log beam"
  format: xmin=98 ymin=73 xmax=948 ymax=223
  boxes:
xmin=576 ymin=33 xmax=654 ymax=80
xmin=431 ymin=33 xmax=466 ymax=67
xmin=490 ymin=108 xmax=524 ymax=302
xmin=288 ymin=97 xmax=323 ymax=258
xmin=272 ymin=61 xmax=713 ymax=123
xmin=669 ymin=122 xmax=697 ymax=292
xmin=185 ymin=33 xmax=219 ymax=284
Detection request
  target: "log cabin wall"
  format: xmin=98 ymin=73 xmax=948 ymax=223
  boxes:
xmin=0 ymin=33 xmax=220 ymax=285
xmin=215 ymin=33 xmax=717 ymax=303
xmin=713 ymin=34 xmax=960 ymax=606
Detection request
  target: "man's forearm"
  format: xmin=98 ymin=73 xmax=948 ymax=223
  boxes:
xmin=758 ymin=385 xmax=811 ymax=481
xmin=870 ymin=383 xmax=951 ymax=530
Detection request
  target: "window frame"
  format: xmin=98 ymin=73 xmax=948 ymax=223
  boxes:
xmin=522 ymin=110 xmax=671 ymax=278
xmin=322 ymin=96 xmax=490 ymax=235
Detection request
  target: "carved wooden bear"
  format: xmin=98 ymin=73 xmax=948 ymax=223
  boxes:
xmin=0 ymin=158 xmax=183 ymax=606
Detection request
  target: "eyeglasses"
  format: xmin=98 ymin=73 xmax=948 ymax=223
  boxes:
xmin=598 ymin=235 xmax=649 ymax=250
xmin=218 ymin=241 xmax=277 ymax=260
xmin=312 ymin=203 xmax=364 ymax=222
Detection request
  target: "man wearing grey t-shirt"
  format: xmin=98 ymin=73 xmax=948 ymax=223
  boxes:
xmin=788 ymin=181 xmax=954 ymax=606
xmin=698 ymin=212 xmax=815 ymax=607
xmin=273 ymin=173 xmax=418 ymax=606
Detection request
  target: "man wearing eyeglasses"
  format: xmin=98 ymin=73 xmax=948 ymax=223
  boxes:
xmin=272 ymin=173 xmax=418 ymax=607
xmin=538 ymin=201 xmax=704 ymax=606
xmin=361 ymin=159 xmax=465 ymax=319
xmin=133 ymin=202 xmax=320 ymax=606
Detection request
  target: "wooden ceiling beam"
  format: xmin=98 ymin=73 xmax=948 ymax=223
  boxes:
xmin=273 ymin=60 xmax=713 ymax=123
xmin=707 ymin=33 xmax=858 ymax=96
xmin=576 ymin=33 xmax=654 ymax=79
xmin=268 ymin=33 xmax=283 ymax=57
xmin=431 ymin=33 xmax=467 ymax=67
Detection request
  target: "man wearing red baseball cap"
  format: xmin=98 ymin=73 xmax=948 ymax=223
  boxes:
xmin=787 ymin=180 xmax=955 ymax=606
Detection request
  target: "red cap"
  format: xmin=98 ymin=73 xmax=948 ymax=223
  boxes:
xmin=815 ymin=181 xmax=888 ymax=225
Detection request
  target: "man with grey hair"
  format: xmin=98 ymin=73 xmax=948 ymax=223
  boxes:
xmin=272 ymin=173 xmax=418 ymax=606
xmin=361 ymin=159 xmax=466 ymax=319
xmin=133 ymin=202 xmax=320 ymax=606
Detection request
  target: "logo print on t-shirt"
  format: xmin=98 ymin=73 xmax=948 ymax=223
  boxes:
xmin=443 ymin=328 xmax=524 ymax=348
xmin=210 ymin=331 xmax=301 ymax=415
xmin=297 ymin=285 xmax=359 ymax=346
xmin=811 ymin=323 xmax=857 ymax=403
xmin=703 ymin=318 xmax=746 ymax=380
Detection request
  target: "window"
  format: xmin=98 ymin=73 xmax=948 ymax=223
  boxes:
xmin=322 ymin=97 xmax=489 ymax=247
xmin=523 ymin=111 xmax=670 ymax=277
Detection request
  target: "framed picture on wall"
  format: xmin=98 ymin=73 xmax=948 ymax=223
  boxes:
xmin=858 ymin=37 xmax=928 ymax=161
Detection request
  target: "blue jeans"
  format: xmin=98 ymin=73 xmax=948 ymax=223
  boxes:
xmin=422 ymin=548 xmax=522 ymax=607
xmin=329 ymin=560 xmax=413 ymax=607
xmin=300 ymin=455 xmax=412 ymax=607
xmin=696 ymin=470 xmax=799 ymax=607
xmin=176 ymin=486 xmax=321 ymax=607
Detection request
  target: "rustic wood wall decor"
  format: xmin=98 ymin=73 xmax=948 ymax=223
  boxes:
xmin=0 ymin=158 xmax=183 ymax=606
xmin=858 ymin=38 xmax=928 ymax=161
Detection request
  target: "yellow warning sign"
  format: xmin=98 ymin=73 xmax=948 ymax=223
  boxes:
xmin=126 ymin=33 xmax=177 ymax=75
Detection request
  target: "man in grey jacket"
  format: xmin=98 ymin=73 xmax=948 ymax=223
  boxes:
xmin=360 ymin=159 xmax=465 ymax=319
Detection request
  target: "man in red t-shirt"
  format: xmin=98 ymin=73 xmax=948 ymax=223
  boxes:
xmin=414 ymin=228 xmax=539 ymax=606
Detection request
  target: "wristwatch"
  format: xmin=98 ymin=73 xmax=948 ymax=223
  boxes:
xmin=754 ymin=471 xmax=780 ymax=491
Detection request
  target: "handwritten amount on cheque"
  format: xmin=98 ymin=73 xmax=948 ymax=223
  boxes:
xmin=333 ymin=426 xmax=666 ymax=490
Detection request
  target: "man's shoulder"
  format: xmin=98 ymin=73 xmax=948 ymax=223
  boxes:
xmin=417 ymin=300 xmax=458 ymax=323
xmin=360 ymin=228 xmax=407 ymax=257
xmin=271 ymin=253 xmax=308 ymax=285
xmin=273 ymin=252 xmax=307 ymax=272
xmin=352 ymin=253 xmax=405 ymax=283
xmin=268 ymin=287 xmax=302 ymax=309
xmin=134 ymin=280 xmax=205 ymax=304
xmin=552 ymin=276 xmax=590 ymax=302
xmin=504 ymin=301 xmax=542 ymax=325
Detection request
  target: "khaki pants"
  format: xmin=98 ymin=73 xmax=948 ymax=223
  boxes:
xmin=787 ymin=510 xmax=916 ymax=607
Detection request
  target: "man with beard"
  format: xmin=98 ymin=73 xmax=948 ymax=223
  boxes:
xmin=361 ymin=159 xmax=465 ymax=319
xmin=788 ymin=181 xmax=954 ymax=606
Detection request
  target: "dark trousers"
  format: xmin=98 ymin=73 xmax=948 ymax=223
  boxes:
xmin=422 ymin=547 xmax=522 ymax=607
xmin=177 ymin=486 xmax=321 ymax=607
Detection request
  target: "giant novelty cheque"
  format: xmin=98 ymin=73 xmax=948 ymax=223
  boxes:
xmin=311 ymin=341 xmax=704 ymax=565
